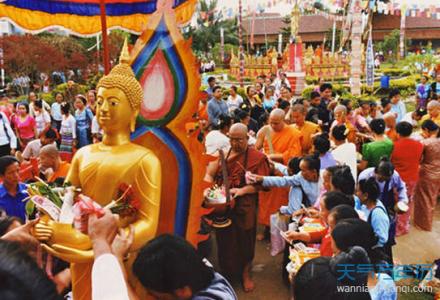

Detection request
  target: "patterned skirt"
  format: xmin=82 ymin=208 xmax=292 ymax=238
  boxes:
xmin=60 ymin=132 xmax=74 ymax=162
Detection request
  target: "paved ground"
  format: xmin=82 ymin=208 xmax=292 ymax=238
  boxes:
xmin=207 ymin=204 xmax=440 ymax=300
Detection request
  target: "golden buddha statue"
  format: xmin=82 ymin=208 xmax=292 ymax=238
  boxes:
xmin=34 ymin=41 xmax=162 ymax=300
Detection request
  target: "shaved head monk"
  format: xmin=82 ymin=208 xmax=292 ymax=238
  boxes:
xmin=39 ymin=144 xmax=70 ymax=183
xmin=204 ymin=123 xmax=270 ymax=292
xmin=256 ymin=108 xmax=302 ymax=239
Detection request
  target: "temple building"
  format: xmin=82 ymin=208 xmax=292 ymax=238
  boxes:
xmin=242 ymin=13 xmax=440 ymax=52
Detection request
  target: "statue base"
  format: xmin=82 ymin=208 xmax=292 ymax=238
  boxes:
xmin=285 ymin=71 xmax=306 ymax=96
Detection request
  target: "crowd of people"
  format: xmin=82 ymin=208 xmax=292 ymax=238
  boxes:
xmin=199 ymin=73 xmax=440 ymax=299
xmin=0 ymin=70 xmax=438 ymax=300
xmin=0 ymin=89 xmax=102 ymax=163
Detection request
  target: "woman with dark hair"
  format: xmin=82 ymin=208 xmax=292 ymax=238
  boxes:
xmin=86 ymin=90 xmax=97 ymax=114
xmin=245 ymin=86 xmax=265 ymax=127
xmin=330 ymin=124 xmax=357 ymax=180
xmin=391 ymin=121 xmax=423 ymax=236
xmin=313 ymin=133 xmax=337 ymax=170
xmin=293 ymin=256 xmax=338 ymax=300
xmin=416 ymin=75 xmax=430 ymax=109
xmin=327 ymin=204 xmax=359 ymax=231
xmin=285 ymin=191 xmax=354 ymax=257
xmin=74 ymin=94 xmax=94 ymax=148
xmin=358 ymin=157 xmax=408 ymax=263
xmin=331 ymin=219 xmax=396 ymax=300
xmin=204 ymin=114 xmax=232 ymax=155
xmin=330 ymin=166 xmax=356 ymax=198
xmin=359 ymin=118 xmax=393 ymax=171
xmin=11 ymin=102 xmax=36 ymax=150
xmin=0 ymin=215 xmax=23 ymax=236
xmin=413 ymin=120 xmax=440 ymax=231
xmin=33 ymin=100 xmax=51 ymax=137
xmin=262 ymin=86 xmax=276 ymax=111
xmin=226 ymin=85 xmax=243 ymax=113
xmin=59 ymin=102 xmax=76 ymax=161
xmin=293 ymin=246 xmax=372 ymax=300
xmin=0 ymin=240 xmax=61 ymax=300
xmin=357 ymin=178 xmax=390 ymax=248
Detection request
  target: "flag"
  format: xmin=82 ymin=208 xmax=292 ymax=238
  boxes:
xmin=366 ymin=29 xmax=374 ymax=88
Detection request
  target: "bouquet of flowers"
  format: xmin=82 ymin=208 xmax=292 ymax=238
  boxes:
xmin=25 ymin=179 xmax=140 ymax=233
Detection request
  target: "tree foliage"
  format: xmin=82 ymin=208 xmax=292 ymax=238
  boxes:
xmin=1 ymin=30 xmax=128 ymax=81
xmin=376 ymin=29 xmax=400 ymax=60
xmin=2 ymin=35 xmax=67 ymax=77
xmin=325 ymin=27 xmax=341 ymax=51
xmin=183 ymin=0 xmax=238 ymax=58
xmin=281 ymin=15 xmax=291 ymax=45
xmin=40 ymin=34 xmax=89 ymax=70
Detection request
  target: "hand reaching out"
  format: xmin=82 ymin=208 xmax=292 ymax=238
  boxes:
xmin=88 ymin=209 xmax=119 ymax=245
xmin=112 ymin=225 xmax=134 ymax=261
xmin=2 ymin=218 xmax=40 ymax=248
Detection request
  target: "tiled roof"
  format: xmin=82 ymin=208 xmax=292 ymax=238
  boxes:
xmin=372 ymin=13 xmax=440 ymax=30
xmin=243 ymin=13 xmax=440 ymax=37
xmin=242 ymin=14 xmax=338 ymax=36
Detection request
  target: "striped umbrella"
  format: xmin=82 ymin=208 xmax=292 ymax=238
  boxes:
xmin=0 ymin=0 xmax=196 ymax=73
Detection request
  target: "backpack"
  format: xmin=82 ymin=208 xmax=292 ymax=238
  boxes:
xmin=367 ymin=205 xmax=395 ymax=247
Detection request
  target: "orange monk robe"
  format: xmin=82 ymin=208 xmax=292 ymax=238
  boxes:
xmin=258 ymin=126 xmax=302 ymax=226
xmin=386 ymin=128 xmax=398 ymax=142
xmin=48 ymin=161 xmax=71 ymax=183
xmin=421 ymin=114 xmax=440 ymax=126
xmin=294 ymin=122 xmax=320 ymax=155
xmin=198 ymin=102 xmax=209 ymax=121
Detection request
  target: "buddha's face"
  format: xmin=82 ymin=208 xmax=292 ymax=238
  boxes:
xmin=96 ymin=87 xmax=136 ymax=133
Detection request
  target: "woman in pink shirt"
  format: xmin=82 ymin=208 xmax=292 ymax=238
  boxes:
xmin=11 ymin=102 xmax=37 ymax=150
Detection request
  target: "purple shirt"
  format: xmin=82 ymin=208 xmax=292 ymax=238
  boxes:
xmin=320 ymin=152 xmax=337 ymax=170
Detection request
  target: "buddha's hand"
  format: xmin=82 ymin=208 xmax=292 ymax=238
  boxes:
xmin=34 ymin=216 xmax=54 ymax=242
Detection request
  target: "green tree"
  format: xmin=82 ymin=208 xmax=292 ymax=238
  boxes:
xmin=210 ymin=43 xmax=238 ymax=66
xmin=280 ymin=15 xmax=291 ymax=45
xmin=183 ymin=0 xmax=238 ymax=58
xmin=324 ymin=27 xmax=341 ymax=51
xmin=377 ymin=29 xmax=400 ymax=61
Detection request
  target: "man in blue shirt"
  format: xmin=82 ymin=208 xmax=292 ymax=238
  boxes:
xmin=0 ymin=156 xmax=28 ymax=221
xmin=205 ymin=76 xmax=216 ymax=98
xmin=207 ymin=86 xmax=229 ymax=127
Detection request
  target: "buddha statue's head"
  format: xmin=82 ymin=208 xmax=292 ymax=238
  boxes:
xmin=96 ymin=40 xmax=143 ymax=133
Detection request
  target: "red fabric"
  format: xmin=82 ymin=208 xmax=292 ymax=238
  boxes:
xmin=391 ymin=137 xmax=424 ymax=183
xmin=319 ymin=232 xmax=333 ymax=257
xmin=307 ymin=226 xmax=332 ymax=257
xmin=309 ymin=228 xmax=326 ymax=242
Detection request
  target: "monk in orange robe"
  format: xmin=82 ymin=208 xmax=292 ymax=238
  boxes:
xmin=331 ymin=105 xmax=357 ymax=144
xmin=289 ymin=104 xmax=320 ymax=155
xmin=39 ymin=144 xmax=71 ymax=183
xmin=384 ymin=112 xmax=398 ymax=142
xmin=257 ymin=109 xmax=302 ymax=236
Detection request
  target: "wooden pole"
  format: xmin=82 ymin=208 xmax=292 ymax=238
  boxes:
xmin=99 ymin=0 xmax=110 ymax=74
xmin=238 ymin=0 xmax=244 ymax=87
